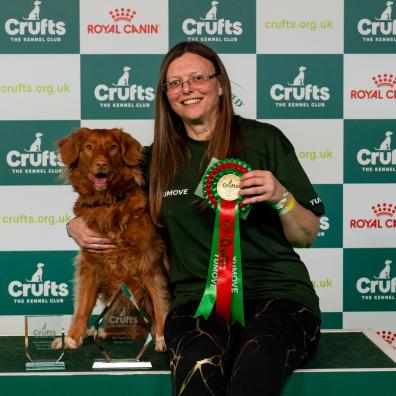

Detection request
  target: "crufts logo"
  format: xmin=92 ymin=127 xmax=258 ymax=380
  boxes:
xmin=356 ymin=259 xmax=396 ymax=300
xmin=8 ymin=262 xmax=69 ymax=303
xmin=270 ymin=65 xmax=330 ymax=107
xmin=182 ymin=0 xmax=243 ymax=40
xmin=94 ymin=66 xmax=155 ymax=107
xmin=6 ymin=132 xmax=63 ymax=174
xmin=4 ymin=0 xmax=66 ymax=40
xmin=87 ymin=8 xmax=159 ymax=34
xmin=357 ymin=130 xmax=396 ymax=171
xmin=107 ymin=307 xmax=140 ymax=325
xmin=349 ymin=203 xmax=396 ymax=229
xmin=350 ymin=73 xmax=396 ymax=99
xmin=33 ymin=322 xmax=56 ymax=337
xmin=357 ymin=1 xmax=396 ymax=39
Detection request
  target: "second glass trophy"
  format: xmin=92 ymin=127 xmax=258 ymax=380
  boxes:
xmin=92 ymin=284 xmax=153 ymax=369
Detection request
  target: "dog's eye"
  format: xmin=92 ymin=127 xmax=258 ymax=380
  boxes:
xmin=109 ymin=144 xmax=118 ymax=151
xmin=85 ymin=144 xmax=93 ymax=150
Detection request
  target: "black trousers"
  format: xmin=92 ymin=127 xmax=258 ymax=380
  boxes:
xmin=164 ymin=298 xmax=321 ymax=396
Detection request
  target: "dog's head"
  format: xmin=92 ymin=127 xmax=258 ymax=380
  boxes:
xmin=58 ymin=128 xmax=143 ymax=200
xmin=37 ymin=263 xmax=44 ymax=269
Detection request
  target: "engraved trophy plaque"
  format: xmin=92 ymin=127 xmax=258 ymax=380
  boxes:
xmin=92 ymin=284 xmax=153 ymax=369
xmin=25 ymin=315 xmax=65 ymax=371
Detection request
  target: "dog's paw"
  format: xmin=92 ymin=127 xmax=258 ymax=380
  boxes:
xmin=51 ymin=336 xmax=80 ymax=349
xmin=85 ymin=326 xmax=107 ymax=339
xmin=155 ymin=335 xmax=167 ymax=352
xmin=51 ymin=337 xmax=63 ymax=350
xmin=64 ymin=336 xmax=80 ymax=349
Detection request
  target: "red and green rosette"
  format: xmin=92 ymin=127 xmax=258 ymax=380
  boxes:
xmin=195 ymin=158 xmax=252 ymax=326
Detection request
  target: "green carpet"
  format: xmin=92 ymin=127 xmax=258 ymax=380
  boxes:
xmin=0 ymin=331 xmax=394 ymax=373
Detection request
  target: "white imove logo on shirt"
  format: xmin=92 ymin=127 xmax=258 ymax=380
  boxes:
xmin=4 ymin=0 xmax=66 ymax=36
xmin=182 ymin=0 xmax=243 ymax=36
xmin=163 ymin=189 xmax=189 ymax=198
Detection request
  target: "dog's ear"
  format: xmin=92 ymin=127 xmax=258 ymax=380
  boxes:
xmin=113 ymin=129 xmax=142 ymax=166
xmin=58 ymin=128 xmax=90 ymax=166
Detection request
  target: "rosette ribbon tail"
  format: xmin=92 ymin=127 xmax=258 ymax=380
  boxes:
xmin=231 ymin=204 xmax=245 ymax=326
xmin=194 ymin=204 xmax=221 ymax=320
xmin=195 ymin=199 xmax=245 ymax=326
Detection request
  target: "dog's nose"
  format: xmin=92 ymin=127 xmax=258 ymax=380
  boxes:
xmin=96 ymin=159 xmax=108 ymax=168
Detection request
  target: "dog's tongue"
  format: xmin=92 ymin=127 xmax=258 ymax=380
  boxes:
xmin=95 ymin=175 xmax=108 ymax=186
xmin=88 ymin=173 xmax=110 ymax=190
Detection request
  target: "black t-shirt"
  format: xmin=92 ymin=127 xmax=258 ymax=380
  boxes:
xmin=146 ymin=116 xmax=324 ymax=317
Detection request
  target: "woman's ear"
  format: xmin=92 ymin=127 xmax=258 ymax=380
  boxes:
xmin=218 ymin=81 xmax=223 ymax=96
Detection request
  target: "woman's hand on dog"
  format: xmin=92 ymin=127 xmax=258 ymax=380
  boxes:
xmin=67 ymin=217 xmax=117 ymax=253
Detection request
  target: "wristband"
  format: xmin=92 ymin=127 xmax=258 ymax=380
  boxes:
xmin=271 ymin=188 xmax=288 ymax=211
xmin=279 ymin=194 xmax=295 ymax=215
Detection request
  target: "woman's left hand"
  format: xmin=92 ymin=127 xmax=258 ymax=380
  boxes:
xmin=238 ymin=170 xmax=285 ymax=205
xmin=238 ymin=170 xmax=320 ymax=248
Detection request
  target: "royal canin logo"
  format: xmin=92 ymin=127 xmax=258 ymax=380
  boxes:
xmin=350 ymin=73 xmax=396 ymax=99
xmin=87 ymin=8 xmax=159 ymax=35
xmin=349 ymin=203 xmax=396 ymax=229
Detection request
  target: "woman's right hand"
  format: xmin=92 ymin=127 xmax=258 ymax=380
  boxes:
xmin=67 ymin=217 xmax=117 ymax=253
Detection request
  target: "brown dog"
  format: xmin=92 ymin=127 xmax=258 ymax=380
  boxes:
xmin=57 ymin=127 xmax=170 ymax=351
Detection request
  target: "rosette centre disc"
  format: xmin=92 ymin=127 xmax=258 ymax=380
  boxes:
xmin=216 ymin=174 xmax=240 ymax=201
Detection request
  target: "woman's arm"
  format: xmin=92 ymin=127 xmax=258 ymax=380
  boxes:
xmin=238 ymin=170 xmax=319 ymax=248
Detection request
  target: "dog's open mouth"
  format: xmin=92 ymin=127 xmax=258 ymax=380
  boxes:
xmin=88 ymin=173 xmax=113 ymax=190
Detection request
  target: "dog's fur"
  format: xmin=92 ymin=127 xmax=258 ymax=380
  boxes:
xmin=56 ymin=128 xmax=170 ymax=351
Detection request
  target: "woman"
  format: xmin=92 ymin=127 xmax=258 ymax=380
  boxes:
xmin=68 ymin=41 xmax=324 ymax=396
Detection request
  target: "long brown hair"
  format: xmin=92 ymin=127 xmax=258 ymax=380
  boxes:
xmin=149 ymin=41 xmax=239 ymax=225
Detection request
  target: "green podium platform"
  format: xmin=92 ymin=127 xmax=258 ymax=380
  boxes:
xmin=1 ymin=330 xmax=395 ymax=396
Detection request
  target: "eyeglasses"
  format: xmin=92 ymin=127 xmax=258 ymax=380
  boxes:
xmin=163 ymin=73 xmax=219 ymax=94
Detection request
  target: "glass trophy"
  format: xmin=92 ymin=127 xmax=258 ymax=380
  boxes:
xmin=25 ymin=315 xmax=65 ymax=371
xmin=92 ymin=284 xmax=153 ymax=369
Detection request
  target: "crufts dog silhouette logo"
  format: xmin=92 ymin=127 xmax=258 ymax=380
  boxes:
xmin=26 ymin=263 xmax=45 ymax=283
xmin=376 ymin=1 xmax=393 ymax=21
xmin=112 ymin=66 xmax=131 ymax=86
xmin=288 ymin=66 xmax=307 ymax=86
xmin=374 ymin=260 xmax=392 ymax=280
xmin=23 ymin=1 xmax=42 ymax=21
xmin=375 ymin=131 xmax=393 ymax=151
xmin=200 ymin=1 xmax=219 ymax=21
xmin=24 ymin=132 xmax=43 ymax=153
